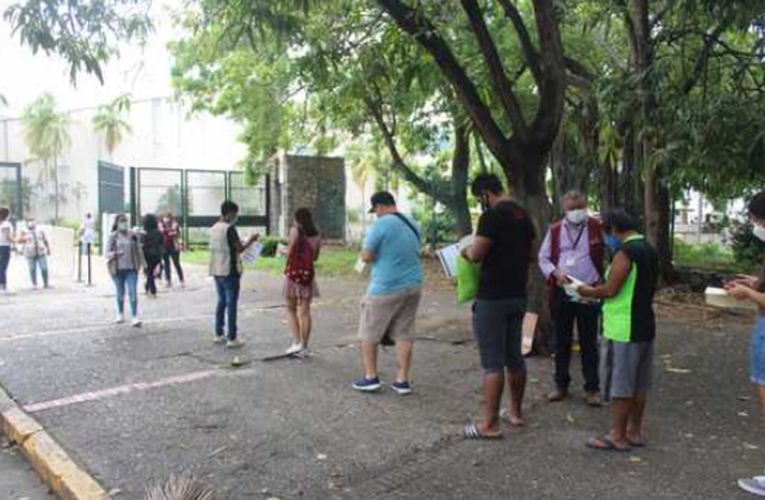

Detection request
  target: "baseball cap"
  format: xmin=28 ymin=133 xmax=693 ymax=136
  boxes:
xmin=369 ymin=191 xmax=396 ymax=213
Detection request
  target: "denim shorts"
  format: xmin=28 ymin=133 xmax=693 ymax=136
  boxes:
xmin=751 ymin=316 xmax=765 ymax=386
xmin=472 ymin=298 xmax=527 ymax=374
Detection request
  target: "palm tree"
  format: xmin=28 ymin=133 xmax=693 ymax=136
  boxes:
xmin=21 ymin=93 xmax=71 ymax=223
xmin=92 ymin=94 xmax=132 ymax=158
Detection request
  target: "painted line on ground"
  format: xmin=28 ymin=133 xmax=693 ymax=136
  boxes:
xmin=23 ymin=369 xmax=219 ymax=414
xmin=0 ymin=304 xmax=283 ymax=344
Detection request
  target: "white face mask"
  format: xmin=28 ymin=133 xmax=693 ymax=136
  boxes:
xmin=117 ymin=221 xmax=128 ymax=231
xmin=754 ymin=224 xmax=765 ymax=242
xmin=565 ymin=209 xmax=588 ymax=225
xmin=163 ymin=218 xmax=170 ymax=224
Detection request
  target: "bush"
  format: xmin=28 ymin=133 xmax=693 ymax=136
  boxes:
xmin=412 ymin=206 xmax=458 ymax=247
xmin=731 ymin=220 xmax=764 ymax=272
xmin=673 ymin=239 xmax=735 ymax=270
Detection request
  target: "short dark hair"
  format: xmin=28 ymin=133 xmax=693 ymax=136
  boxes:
xmin=221 ymin=200 xmax=239 ymax=216
xmin=749 ymin=191 xmax=765 ymax=219
xmin=603 ymin=209 xmax=638 ymax=234
xmin=0 ymin=207 xmax=9 ymax=221
xmin=471 ymin=174 xmax=504 ymax=197
xmin=369 ymin=191 xmax=396 ymax=213
xmin=142 ymin=213 xmax=158 ymax=231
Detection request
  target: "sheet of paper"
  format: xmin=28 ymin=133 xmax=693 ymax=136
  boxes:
xmin=437 ymin=243 xmax=460 ymax=278
xmin=354 ymin=257 xmax=368 ymax=275
xmin=242 ymin=242 xmax=263 ymax=265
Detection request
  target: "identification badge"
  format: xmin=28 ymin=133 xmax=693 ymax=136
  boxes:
xmin=565 ymin=257 xmax=577 ymax=267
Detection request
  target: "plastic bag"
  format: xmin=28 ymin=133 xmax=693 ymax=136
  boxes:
xmin=456 ymin=256 xmax=481 ymax=304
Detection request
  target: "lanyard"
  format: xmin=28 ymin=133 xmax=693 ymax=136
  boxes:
xmin=565 ymin=223 xmax=586 ymax=251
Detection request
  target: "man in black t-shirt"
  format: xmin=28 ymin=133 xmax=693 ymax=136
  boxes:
xmin=462 ymin=174 xmax=536 ymax=440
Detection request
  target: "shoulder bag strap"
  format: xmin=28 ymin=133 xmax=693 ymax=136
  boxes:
xmin=392 ymin=213 xmax=421 ymax=243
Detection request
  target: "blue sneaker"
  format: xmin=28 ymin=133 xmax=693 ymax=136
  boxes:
xmin=353 ymin=376 xmax=382 ymax=392
xmin=391 ymin=381 xmax=413 ymax=395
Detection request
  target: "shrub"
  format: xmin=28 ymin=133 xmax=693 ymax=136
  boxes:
xmin=731 ymin=220 xmax=764 ymax=272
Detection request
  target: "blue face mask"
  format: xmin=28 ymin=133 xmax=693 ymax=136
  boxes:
xmin=605 ymin=234 xmax=621 ymax=252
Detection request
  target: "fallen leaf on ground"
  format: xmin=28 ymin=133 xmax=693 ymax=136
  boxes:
xmin=665 ymin=367 xmax=691 ymax=374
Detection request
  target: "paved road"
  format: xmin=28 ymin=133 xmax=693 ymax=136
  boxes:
xmin=0 ymin=260 xmax=763 ymax=500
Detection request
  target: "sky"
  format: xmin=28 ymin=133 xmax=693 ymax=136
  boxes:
xmin=0 ymin=0 xmax=183 ymax=118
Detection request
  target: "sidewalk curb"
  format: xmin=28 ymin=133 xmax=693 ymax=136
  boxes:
xmin=0 ymin=384 xmax=113 ymax=500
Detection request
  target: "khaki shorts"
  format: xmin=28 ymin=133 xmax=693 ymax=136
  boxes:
xmin=358 ymin=287 xmax=422 ymax=343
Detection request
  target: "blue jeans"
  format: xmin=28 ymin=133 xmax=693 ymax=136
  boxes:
xmin=113 ymin=269 xmax=138 ymax=317
xmin=215 ymin=275 xmax=241 ymax=340
xmin=0 ymin=246 xmax=10 ymax=290
xmin=27 ymin=255 xmax=49 ymax=287
xmin=751 ymin=316 xmax=765 ymax=386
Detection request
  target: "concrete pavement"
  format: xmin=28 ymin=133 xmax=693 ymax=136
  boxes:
xmin=0 ymin=257 xmax=763 ymax=500
xmin=0 ymin=439 xmax=51 ymax=500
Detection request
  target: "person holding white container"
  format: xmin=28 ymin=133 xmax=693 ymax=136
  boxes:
xmin=724 ymin=190 xmax=765 ymax=497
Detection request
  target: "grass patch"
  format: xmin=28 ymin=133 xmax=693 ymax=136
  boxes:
xmin=182 ymin=246 xmax=360 ymax=279
xmin=673 ymin=239 xmax=736 ymax=270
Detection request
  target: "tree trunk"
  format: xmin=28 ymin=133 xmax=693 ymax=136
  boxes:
xmin=449 ymin=123 xmax=472 ymax=236
xmin=507 ymin=151 xmax=552 ymax=354
xmin=628 ymin=0 xmax=672 ymax=275
xmin=600 ymin=157 xmax=615 ymax=216
xmin=550 ymin=123 xmax=591 ymax=218
xmin=53 ymin=154 xmax=59 ymax=224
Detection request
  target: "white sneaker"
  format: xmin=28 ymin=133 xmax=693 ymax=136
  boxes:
xmin=286 ymin=342 xmax=304 ymax=355
xmin=227 ymin=339 xmax=244 ymax=349
xmin=739 ymin=477 xmax=765 ymax=497
xmin=114 ymin=315 xmax=125 ymax=324
xmin=131 ymin=317 xmax=142 ymax=327
xmin=213 ymin=335 xmax=226 ymax=344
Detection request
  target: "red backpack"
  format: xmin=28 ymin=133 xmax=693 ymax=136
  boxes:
xmin=285 ymin=233 xmax=316 ymax=286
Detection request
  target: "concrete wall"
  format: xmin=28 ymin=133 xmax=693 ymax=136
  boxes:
xmin=270 ymin=153 xmax=346 ymax=241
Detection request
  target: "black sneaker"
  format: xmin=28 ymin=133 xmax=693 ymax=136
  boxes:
xmin=391 ymin=381 xmax=413 ymax=395
xmin=353 ymin=376 xmax=382 ymax=392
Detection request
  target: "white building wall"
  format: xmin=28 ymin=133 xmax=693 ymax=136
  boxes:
xmin=0 ymin=97 xmax=247 ymax=222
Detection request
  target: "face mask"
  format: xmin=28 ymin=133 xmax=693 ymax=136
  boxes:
xmin=230 ymin=216 xmax=238 ymax=226
xmin=605 ymin=234 xmax=621 ymax=252
xmin=117 ymin=221 xmax=128 ymax=231
xmin=565 ymin=209 xmax=588 ymax=225
xmin=27 ymin=222 xmax=35 ymax=229
xmin=754 ymin=224 xmax=765 ymax=243
xmin=163 ymin=218 xmax=170 ymax=224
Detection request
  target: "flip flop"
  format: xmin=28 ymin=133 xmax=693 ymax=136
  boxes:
xmin=499 ymin=409 xmax=525 ymax=427
xmin=628 ymin=438 xmax=647 ymax=448
xmin=586 ymin=436 xmax=632 ymax=453
xmin=464 ymin=423 xmax=503 ymax=440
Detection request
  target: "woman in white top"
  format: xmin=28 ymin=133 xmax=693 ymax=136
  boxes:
xmin=0 ymin=207 xmax=15 ymax=292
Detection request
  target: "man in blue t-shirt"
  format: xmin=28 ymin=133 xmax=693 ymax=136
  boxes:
xmin=353 ymin=191 xmax=423 ymax=395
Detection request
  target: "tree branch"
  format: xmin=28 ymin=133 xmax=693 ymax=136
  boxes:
xmin=495 ymin=0 xmax=543 ymax=83
xmin=364 ymin=91 xmax=449 ymax=204
xmin=459 ymin=0 xmax=528 ymax=141
xmin=681 ymin=22 xmax=729 ymax=95
xmin=375 ymin=0 xmax=515 ymax=170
